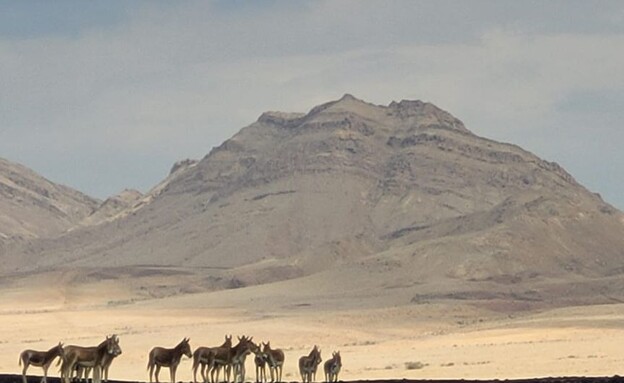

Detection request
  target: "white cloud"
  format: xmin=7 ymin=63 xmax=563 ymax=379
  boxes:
xmin=0 ymin=1 xmax=623 ymax=207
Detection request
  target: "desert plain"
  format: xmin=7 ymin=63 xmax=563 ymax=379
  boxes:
xmin=1 ymin=270 xmax=624 ymax=382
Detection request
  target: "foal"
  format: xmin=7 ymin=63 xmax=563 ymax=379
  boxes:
xmin=19 ymin=342 xmax=65 ymax=383
xmin=323 ymin=351 xmax=341 ymax=383
xmin=147 ymin=337 xmax=192 ymax=383
xmin=298 ymin=346 xmax=322 ymax=383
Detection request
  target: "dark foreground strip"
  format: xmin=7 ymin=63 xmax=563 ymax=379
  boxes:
xmin=6 ymin=376 xmax=624 ymax=383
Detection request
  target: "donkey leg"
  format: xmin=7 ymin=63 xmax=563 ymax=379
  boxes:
xmin=21 ymin=363 xmax=29 ymax=383
xmin=155 ymin=365 xmax=161 ymax=383
xmin=42 ymin=365 xmax=50 ymax=383
xmin=201 ymin=363 xmax=208 ymax=383
xmin=170 ymin=365 xmax=177 ymax=383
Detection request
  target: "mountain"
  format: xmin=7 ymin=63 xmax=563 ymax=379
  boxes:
xmin=0 ymin=157 xmax=99 ymax=241
xmin=2 ymin=95 xmax=624 ymax=307
xmin=79 ymin=189 xmax=143 ymax=227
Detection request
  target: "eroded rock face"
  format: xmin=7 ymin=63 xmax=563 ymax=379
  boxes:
xmin=3 ymin=95 xmax=624 ymax=301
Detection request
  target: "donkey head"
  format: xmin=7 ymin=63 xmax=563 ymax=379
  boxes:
xmin=106 ymin=335 xmax=122 ymax=356
xmin=315 ymin=347 xmax=322 ymax=365
xmin=180 ymin=337 xmax=192 ymax=358
xmin=55 ymin=342 xmax=67 ymax=362
xmin=334 ymin=351 xmax=341 ymax=364
xmin=224 ymin=335 xmax=232 ymax=346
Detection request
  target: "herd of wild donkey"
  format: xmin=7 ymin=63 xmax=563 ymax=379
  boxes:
xmin=18 ymin=335 xmax=342 ymax=383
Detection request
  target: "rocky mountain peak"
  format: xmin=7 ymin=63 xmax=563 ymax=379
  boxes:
xmin=387 ymin=99 xmax=472 ymax=134
xmin=306 ymin=93 xmax=382 ymax=119
xmin=255 ymin=95 xmax=472 ymax=137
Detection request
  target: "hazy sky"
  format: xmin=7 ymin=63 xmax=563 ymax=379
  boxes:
xmin=1 ymin=1 xmax=623 ymax=209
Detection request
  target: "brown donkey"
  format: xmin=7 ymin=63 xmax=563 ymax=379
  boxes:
xmin=210 ymin=335 xmax=253 ymax=383
xmin=250 ymin=342 xmax=268 ymax=383
xmin=323 ymin=351 xmax=341 ymax=382
xmin=74 ymin=343 xmax=121 ymax=383
xmin=148 ymin=338 xmax=192 ymax=383
xmin=261 ymin=342 xmax=284 ymax=383
xmin=298 ymin=346 xmax=322 ymax=383
xmin=192 ymin=335 xmax=232 ymax=383
xmin=19 ymin=342 xmax=65 ymax=383
xmin=231 ymin=338 xmax=253 ymax=383
xmin=61 ymin=335 xmax=122 ymax=383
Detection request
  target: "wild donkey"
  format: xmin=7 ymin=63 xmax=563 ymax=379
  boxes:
xmin=210 ymin=335 xmax=253 ymax=383
xmin=298 ymin=346 xmax=322 ymax=383
xmin=61 ymin=335 xmax=121 ymax=383
xmin=73 ymin=345 xmax=120 ymax=383
xmin=250 ymin=342 xmax=268 ymax=383
xmin=192 ymin=335 xmax=232 ymax=383
xmin=231 ymin=339 xmax=253 ymax=383
xmin=323 ymin=351 xmax=341 ymax=383
xmin=261 ymin=342 xmax=284 ymax=383
xmin=19 ymin=342 xmax=65 ymax=383
xmin=147 ymin=338 xmax=192 ymax=383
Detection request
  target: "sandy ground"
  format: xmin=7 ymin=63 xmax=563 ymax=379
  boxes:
xmin=2 ymin=277 xmax=624 ymax=382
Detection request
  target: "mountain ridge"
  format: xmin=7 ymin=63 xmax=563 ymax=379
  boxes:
xmin=1 ymin=95 xmax=623 ymax=309
xmin=0 ymin=157 xmax=100 ymax=240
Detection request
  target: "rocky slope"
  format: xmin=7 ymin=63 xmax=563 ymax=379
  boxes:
xmin=0 ymin=157 xmax=99 ymax=241
xmin=2 ymin=95 xmax=624 ymax=305
xmin=78 ymin=189 xmax=143 ymax=227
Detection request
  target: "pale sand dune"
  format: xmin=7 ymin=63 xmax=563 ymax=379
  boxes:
xmin=2 ymin=282 xmax=624 ymax=382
